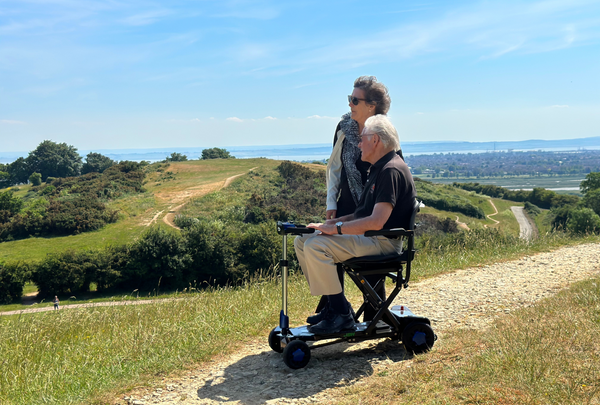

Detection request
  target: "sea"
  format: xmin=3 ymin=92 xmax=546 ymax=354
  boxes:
xmin=2 ymin=136 xmax=600 ymax=164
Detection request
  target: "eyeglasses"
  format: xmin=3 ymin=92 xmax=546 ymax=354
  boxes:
xmin=358 ymin=133 xmax=376 ymax=142
xmin=348 ymin=95 xmax=369 ymax=105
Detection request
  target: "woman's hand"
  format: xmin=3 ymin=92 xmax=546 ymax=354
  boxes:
xmin=326 ymin=209 xmax=337 ymax=220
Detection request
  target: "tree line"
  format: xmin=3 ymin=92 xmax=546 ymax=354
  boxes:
xmin=1 ymin=141 xmax=235 ymax=189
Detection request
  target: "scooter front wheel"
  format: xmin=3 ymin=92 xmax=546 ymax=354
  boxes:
xmin=282 ymin=340 xmax=311 ymax=369
xmin=268 ymin=328 xmax=283 ymax=353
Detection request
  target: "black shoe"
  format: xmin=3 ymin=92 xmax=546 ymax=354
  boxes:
xmin=307 ymin=305 xmax=329 ymax=325
xmin=308 ymin=310 xmax=356 ymax=335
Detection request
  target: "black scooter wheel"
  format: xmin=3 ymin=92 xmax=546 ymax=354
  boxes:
xmin=282 ymin=340 xmax=311 ymax=369
xmin=268 ymin=328 xmax=283 ymax=353
xmin=402 ymin=321 xmax=435 ymax=355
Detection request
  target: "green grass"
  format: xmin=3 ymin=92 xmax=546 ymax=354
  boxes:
xmin=1 ymin=228 xmax=597 ymax=404
xmin=0 ymin=273 xmax=321 ymax=405
xmin=338 ymin=275 xmax=600 ymax=405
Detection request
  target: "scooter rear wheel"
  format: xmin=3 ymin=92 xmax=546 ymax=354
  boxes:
xmin=402 ymin=321 xmax=435 ymax=355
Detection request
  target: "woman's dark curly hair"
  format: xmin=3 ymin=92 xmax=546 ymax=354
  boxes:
xmin=354 ymin=76 xmax=391 ymax=115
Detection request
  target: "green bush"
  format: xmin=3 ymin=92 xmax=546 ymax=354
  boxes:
xmin=121 ymin=227 xmax=192 ymax=290
xmin=566 ymin=208 xmax=600 ymax=235
xmin=28 ymin=172 xmax=42 ymax=186
xmin=524 ymin=201 xmax=541 ymax=217
xmin=0 ymin=190 xmax=23 ymax=214
xmin=0 ymin=262 xmax=29 ymax=304
xmin=31 ymin=251 xmax=95 ymax=297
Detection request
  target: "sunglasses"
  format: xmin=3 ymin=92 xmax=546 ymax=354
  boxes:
xmin=348 ymin=95 xmax=370 ymax=105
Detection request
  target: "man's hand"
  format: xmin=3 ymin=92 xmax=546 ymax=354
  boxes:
xmin=307 ymin=222 xmax=336 ymax=235
xmin=326 ymin=209 xmax=337 ymax=220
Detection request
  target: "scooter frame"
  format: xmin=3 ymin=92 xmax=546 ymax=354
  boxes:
xmin=270 ymin=219 xmax=436 ymax=369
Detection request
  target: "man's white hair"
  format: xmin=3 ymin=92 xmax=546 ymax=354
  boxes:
xmin=363 ymin=115 xmax=400 ymax=152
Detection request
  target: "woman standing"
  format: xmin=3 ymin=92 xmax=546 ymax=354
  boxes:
xmin=308 ymin=76 xmax=392 ymax=324
xmin=326 ymin=76 xmax=392 ymax=220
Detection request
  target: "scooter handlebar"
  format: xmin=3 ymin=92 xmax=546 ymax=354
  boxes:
xmin=276 ymin=221 xmax=316 ymax=235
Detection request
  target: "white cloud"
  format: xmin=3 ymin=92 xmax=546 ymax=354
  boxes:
xmin=226 ymin=117 xmax=243 ymax=122
xmin=0 ymin=119 xmax=26 ymax=124
xmin=263 ymin=116 xmax=277 ymax=120
xmin=550 ymin=105 xmax=569 ymax=108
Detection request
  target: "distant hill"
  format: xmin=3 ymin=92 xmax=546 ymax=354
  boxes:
xmin=2 ymin=136 xmax=600 ymax=164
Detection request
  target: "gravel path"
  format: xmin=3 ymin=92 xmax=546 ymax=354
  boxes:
xmin=117 ymin=242 xmax=600 ymax=405
xmin=511 ymin=206 xmax=535 ymax=240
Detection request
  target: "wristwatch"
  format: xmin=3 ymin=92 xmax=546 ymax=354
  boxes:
xmin=336 ymin=221 xmax=343 ymax=235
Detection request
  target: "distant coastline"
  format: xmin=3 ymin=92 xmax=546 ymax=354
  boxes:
xmin=2 ymin=136 xmax=600 ymax=164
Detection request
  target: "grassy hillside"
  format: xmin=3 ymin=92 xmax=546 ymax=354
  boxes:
xmin=0 ymin=158 xmax=272 ymax=263
xmin=2 ymin=158 xmax=598 ymax=405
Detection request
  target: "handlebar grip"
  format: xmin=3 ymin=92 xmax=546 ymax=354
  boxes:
xmin=277 ymin=221 xmax=316 ymax=235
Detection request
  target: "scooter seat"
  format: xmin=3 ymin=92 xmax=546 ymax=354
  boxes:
xmin=341 ymin=250 xmax=412 ymax=271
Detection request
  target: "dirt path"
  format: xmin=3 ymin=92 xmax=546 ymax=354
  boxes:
xmin=162 ymin=169 xmax=257 ymax=230
xmin=1 ymin=298 xmax=181 ymax=316
xmin=116 ymin=243 xmax=600 ymax=405
xmin=455 ymin=215 xmax=470 ymax=230
xmin=484 ymin=199 xmax=500 ymax=227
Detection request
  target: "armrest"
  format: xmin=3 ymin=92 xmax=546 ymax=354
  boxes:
xmin=277 ymin=221 xmax=316 ymax=236
xmin=364 ymin=228 xmax=414 ymax=238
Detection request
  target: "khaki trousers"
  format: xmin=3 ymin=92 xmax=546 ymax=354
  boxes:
xmin=294 ymin=233 xmax=403 ymax=296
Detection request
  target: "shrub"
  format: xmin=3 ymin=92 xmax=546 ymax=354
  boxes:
xmin=0 ymin=190 xmax=23 ymax=214
xmin=524 ymin=201 xmax=541 ymax=217
xmin=184 ymin=220 xmax=240 ymax=284
xmin=121 ymin=227 xmax=192 ymax=290
xmin=414 ymin=213 xmax=459 ymax=237
xmin=29 ymin=172 xmax=42 ymax=186
xmin=0 ymin=262 xmax=29 ymax=304
xmin=31 ymin=251 xmax=95 ymax=297
xmin=566 ymin=208 xmax=600 ymax=235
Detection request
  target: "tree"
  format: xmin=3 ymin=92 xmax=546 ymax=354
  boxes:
xmin=7 ymin=157 xmax=30 ymax=185
xmin=0 ymin=171 xmax=10 ymax=188
xmin=26 ymin=140 xmax=82 ymax=181
xmin=29 ymin=172 xmax=42 ymax=186
xmin=580 ymin=172 xmax=600 ymax=195
xmin=81 ymin=152 xmax=115 ymax=174
xmin=201 ymin=147 xmax=234 ymax=160
xmin=582 ymin=188 xmax=600 ymax=217
xmin=166 ymin=152 xmax=188 ymax=162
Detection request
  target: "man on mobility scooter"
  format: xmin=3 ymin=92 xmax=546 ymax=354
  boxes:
xmin=294 ymin=114 xmax=416 ymax=335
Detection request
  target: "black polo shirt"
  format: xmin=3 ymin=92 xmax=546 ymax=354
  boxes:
xmin=353 ymin=151 xmax=416 ymax=230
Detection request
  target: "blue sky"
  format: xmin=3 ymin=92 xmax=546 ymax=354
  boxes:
xmin=1 ymin=0 xmax=599 ymax=152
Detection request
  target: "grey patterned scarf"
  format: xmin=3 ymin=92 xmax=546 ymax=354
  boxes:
xmin=339 ymin=112 xmax=363 ymax=206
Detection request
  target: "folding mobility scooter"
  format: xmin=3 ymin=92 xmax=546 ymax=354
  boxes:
xmin=269 ymin=199 xmax=436 ymax=369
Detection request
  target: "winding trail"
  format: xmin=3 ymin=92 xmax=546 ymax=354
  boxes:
xmin=484 ymin=199 xmax=500 ymax=227
xmin=161 ymin=168 xmax=256 ymax=230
